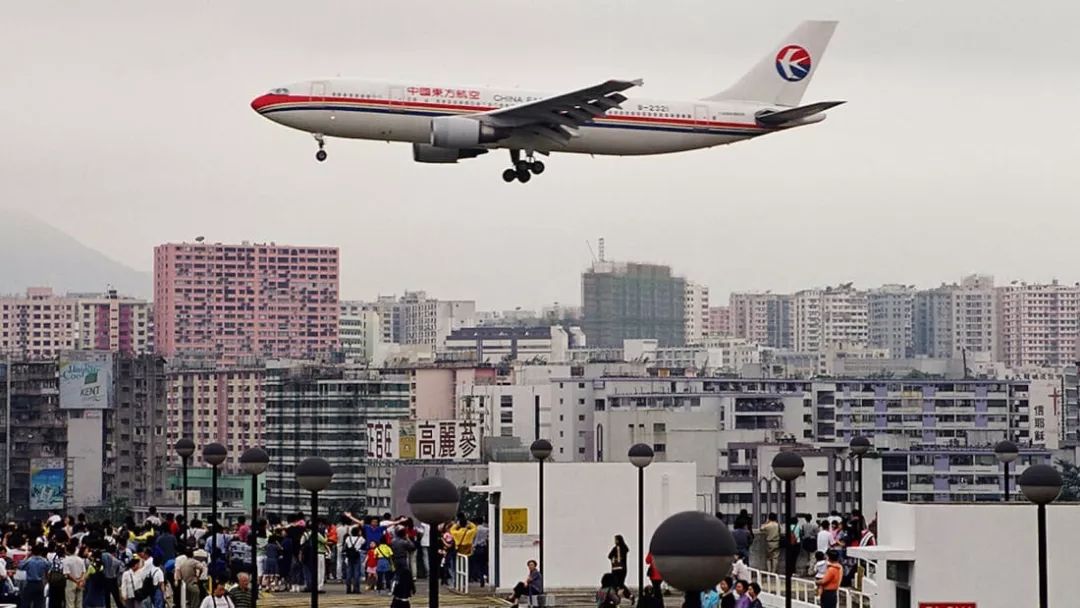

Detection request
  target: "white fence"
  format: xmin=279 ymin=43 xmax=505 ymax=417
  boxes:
xmin=452 ymin=554 xmax=470 ymax=594
xmin=747 ymin=566 xmax=872 ymax=608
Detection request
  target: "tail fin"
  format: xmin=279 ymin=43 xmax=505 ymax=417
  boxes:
xmin=705 ymin=20 xmax=838 ymax=106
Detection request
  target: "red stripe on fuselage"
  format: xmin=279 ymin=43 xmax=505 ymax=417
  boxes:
xmin=254 ymin=93 xmax=768 ymax=131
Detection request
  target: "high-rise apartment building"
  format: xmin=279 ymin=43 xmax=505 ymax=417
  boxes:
xmin=104 ymin=355 xmax=169 ymax=505
xmin=582 ymin=262 xmax=686 ymax=347
xmin=264 ymin=366 xmax=411 ymax=515
xmin=794 ymin=285 xmax=867 ymax=352
xmin=707 ymin=306 xmax=732 ymax=337
xmin=357 ymin=292 xmax=475 ymax=348
xmin=913 ymin=287 xmax=954 ymax=358
xmin=153 ymin=242 xmax=339 ymax=363
xmin=683 ymin=282 xmax=710 ymax=345
xmin=339 ymin=302 xmax=382 ymax=364
xmin=165 ymin=365 xmax=265 ymax=474
xmin=868 ymin=285 xmax=915 ymax=358
xmin=729 ymin=293 xmax=793 ymax=348
xmin=951 ymin=274 xmax=998 ymax=360
xmin=997 ymin=281 xmax=1080 ymax=368
xmin=0 ymin=288 xmax=151 ymax=359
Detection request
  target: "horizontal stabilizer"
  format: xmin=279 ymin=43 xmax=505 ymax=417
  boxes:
xmin=755 ymin=100 xmax=845 ymax=125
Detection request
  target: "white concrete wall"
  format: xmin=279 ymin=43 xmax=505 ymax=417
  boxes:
xmin=863 ymin=501 xmax=1080 ymax=607
xmin=487 ymin=462 xmax=697 ymax=590
xmin=67 ymin=413 xmax=103 ymax=508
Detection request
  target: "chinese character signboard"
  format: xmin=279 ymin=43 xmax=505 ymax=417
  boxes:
xmin=30 ymin=458 xmax=65 ymax=511
xmin=366 ymin=420 xmax=481 ymax=461
xmin=502 ymin=508 xmax=528 ymax=534
xmin=366 ymin=421 xmax=400 ymax=460
xmin=59 ymin=351 xmax=113 ymax=409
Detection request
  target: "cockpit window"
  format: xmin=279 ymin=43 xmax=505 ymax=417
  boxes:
xmin=270 ymin=87 xmax=290 ymax=95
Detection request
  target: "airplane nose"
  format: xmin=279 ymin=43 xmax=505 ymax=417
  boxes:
xmin=250 ymin=94 xmax=273 ymax=113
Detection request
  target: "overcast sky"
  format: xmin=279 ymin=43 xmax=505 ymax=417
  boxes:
xmin=3 ymin=1 xmax=1079 ymax=309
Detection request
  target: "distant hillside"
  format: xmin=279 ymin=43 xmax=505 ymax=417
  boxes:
xmin=0 ymin=210 xmax=151 ymax=298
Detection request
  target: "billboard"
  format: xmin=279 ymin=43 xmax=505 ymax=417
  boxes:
xmin=365 ymin=419 xmax=481 ymax=461
xmin=59 ymin=351 xmax=113 ymax=409
xmin=29 ymin=458 xmax=65 ymax=511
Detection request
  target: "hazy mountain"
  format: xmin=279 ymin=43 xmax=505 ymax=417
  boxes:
xmin=0 ymin=210 xmax=151 ymax=298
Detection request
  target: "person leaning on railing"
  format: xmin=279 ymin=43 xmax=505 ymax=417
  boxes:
xmin=816 ymin=550 xmax=843 ymax=608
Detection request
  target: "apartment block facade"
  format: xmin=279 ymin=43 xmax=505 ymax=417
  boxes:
xmin=165 ymin=365 xmax=265 ymax=474
xmin=867 ymin=285 xmax=915 ymax=358
xmin=794 ymin=285 xmax=868 ymax=352
xmin=683 ymin=281 xmax=710 ymax=345
xmin=582 ymin=262 xmax=686 ymax=348
xmin=0 ymin=288 xmax=151 ymax=359
xmin=153 ymin=242 xmax=339 ymax=363
xmin=996 ymin=281 xmax=1080 ymax=368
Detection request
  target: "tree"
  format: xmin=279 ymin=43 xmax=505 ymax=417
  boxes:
xmin=1055 ymin=459 xmax=1080 ymax=501
xmin=457 ymin=484 xmax=489 ymax=523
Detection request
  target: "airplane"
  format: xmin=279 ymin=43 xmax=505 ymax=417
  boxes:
xmin=250 ymin=20 xmax=842 ymax=183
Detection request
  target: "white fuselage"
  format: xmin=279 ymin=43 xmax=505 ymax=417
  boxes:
xmin=251 ymin=79 xmax=821 ymax=156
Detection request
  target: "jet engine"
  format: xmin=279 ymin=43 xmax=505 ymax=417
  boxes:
xmin=429 ymin=116 xmax=510 ymax=148
xmin=412 ymin=143 xmax=488 ymax=164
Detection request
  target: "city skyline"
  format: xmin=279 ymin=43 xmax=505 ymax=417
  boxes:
xmin=3 ymin=1 xmax=1079 ymax=310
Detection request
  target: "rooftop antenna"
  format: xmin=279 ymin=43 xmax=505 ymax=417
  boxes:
xmin=598 ymin=237 xmax=606 ymax=262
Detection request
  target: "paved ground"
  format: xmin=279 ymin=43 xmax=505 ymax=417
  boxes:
xmin=257 ymin=581 xmax=505 ymax=608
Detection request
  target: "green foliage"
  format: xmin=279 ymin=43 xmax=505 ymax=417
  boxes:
xmin=458 ymin=484 xmax=489 ymax=523
xmin=1055 ymin=459 xmax=1080 ymax=501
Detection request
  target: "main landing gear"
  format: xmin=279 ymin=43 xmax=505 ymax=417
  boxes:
xmin=502 ymin=149 xmax=545 ymax=183
xmin=314 ymin=133 xmax=327 ymax=162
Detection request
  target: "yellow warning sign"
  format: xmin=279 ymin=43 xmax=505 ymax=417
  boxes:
xmin=502 ymin=508 xmax=528 ymax=535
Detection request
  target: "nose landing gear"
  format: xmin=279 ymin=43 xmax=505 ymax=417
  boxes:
xmin=314 ymin=133 xmax=327 ymax=162
xmin=502 ymin=150 xmax=545 ymax=183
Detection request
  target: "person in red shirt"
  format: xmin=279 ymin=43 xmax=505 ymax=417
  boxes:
xmin=645 ymin=552 xmax=664 ymax=594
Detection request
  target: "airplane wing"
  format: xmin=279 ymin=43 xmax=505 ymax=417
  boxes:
xmin=476 ymin=79 xmax=643 ymax=147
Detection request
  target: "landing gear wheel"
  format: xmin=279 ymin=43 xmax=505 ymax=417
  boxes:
xmin=502 ymin=169 xmax=517 ymax=183
xmin=516 ymin=168 xmax=532 ymax=183
xmin=315 ymin=150 xmax=328 ymax=162
xmin=530 ymin=161 xmax=545 ymax=175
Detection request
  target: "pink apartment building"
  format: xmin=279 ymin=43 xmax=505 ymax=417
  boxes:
xmin=0 ymin=287 xmax=151 ymax=358
xmin=154 ymin=242 xmax=339 ymax=363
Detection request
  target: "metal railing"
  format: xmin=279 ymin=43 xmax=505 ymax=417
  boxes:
xmin=747 ymin=566 xmax=873 ymax=608
xmin=452 ymin=554 xmax=469 ymax=594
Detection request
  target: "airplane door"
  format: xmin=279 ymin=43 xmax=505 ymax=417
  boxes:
xmin=310 ymin=81 xmax=333 ymax=121
xmin=693 ymin=104 xmax=710 ymax=132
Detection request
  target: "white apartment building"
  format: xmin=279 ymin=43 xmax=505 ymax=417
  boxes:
xmin=997 ymin=280 xmax=1080 ymax=368
xmin=952 ymin=274 xmax=998 ymax=359
xmin=867 ymin=285 xmax=914 ymax=358
xmin=729 ymin=292 xmax=793 ymax=348
xmin=442 ymin=325 xmax=583 ymax=364
xmin=0 ymin=287 xmax=151 ymax=358
xmin=339 ymin=301 xmax=381 ymax=364
xmin=361 ymin=291 xmax=476 ymax=348
xmin=794 ymin=285 xmax=868 ymax=352
xmin=683 ymin=281 xmax=710 ymax=345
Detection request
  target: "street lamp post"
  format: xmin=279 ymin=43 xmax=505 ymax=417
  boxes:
xmin=649 ymin=511 xmax=736 ymax=608
xmin=849 ymin=436 xmax=871 ymax=514
xmin=174 ymin=439 xmax=195 ymax=527
xmin=203 ymin=443 xmax=228 ymax=569
xmin=1019 ymin=464 xmax=1062 ymax=608
xmin=407 ymin=476 xmax=460 ymax=608
xmin=240 ymin=447 xmax=270 ymax=608
xmin=530 ymin=439 xmax=553 ymax=578
xmin=296 ymin=458 xmax=333 ymax=608
xmin=628 ymin=444 xmax=654 ymax=597
xmin=772 ymin=451 xmax=805 ymax=608
xmin=994 ymin=440 xmax=1019 ymax=502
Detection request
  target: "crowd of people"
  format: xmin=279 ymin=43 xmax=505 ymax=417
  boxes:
xmin=0 ymin=507 xmax=492 ymax=608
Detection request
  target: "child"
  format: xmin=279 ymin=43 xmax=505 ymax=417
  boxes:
xmin=812 ymin=551 xmax=827 ymax=582
xmin=375 ymin=539 xmax=394 ymax=592
xmin=365 ymin=541 xmax=379 ymax=592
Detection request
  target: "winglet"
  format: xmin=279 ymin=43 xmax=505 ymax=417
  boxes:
xmin=630 ymin=78 xmax=644 ymax=87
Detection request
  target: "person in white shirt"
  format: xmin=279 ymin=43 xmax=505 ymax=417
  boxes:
xmin=730 ymin=555 xmax=750 ymax=583
xmin=198 ymin=583 xmax=235 ymax=608
xmin=62 ymin=545 xmax=87 ymax=608
xmin=816 ymin=521 xmax=832 ymax=555
xmin=416 ymin=521 xmax=431 ymax=578
xmin=120 ymin=559 xmax=142 ymax=608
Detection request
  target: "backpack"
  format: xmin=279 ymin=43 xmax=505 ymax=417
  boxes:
xmin=343 ymin=537 xmax=361 ymax=562
xmin=134 ymin=568 xmax=157 ymax=602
